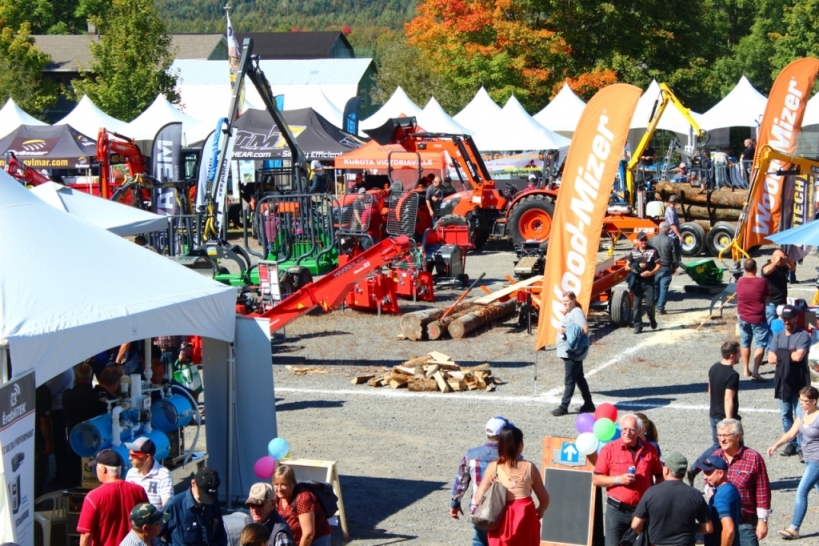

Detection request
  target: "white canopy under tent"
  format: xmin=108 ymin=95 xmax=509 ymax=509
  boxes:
xmin=416 ymin=97 xmax=472 ymax=134
xmin=533 ymin=83 xmax=587 ymax=137
xmin=359 ymin=86 xmax=422 ymax=134
xmin=453 ymin=87 xmax=502 ymax=135
xmin=697 ymin=76 xmax=766 ymax=149
xmin=123 ymin=94 xmax=201 ymax=141
xmin=472 ymin=95 xmax=571 ymax=152
xmin=0 ymin=98 xmax=47 ymax=140
xmin=55 ymin=95 xmax=127 ymax=138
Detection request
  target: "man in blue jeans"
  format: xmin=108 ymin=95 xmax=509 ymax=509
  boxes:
xmin=450 ymin=416 xmax=509 ymax=546
xmin=768 ymin=305 xmax=812 ymax=459
xmin=651 ymin=221 xmax=677 ymax=314
xmin=761 ymin=249 xmax=794 ymax=325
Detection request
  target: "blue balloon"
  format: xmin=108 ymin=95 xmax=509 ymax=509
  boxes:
xmin=771 ymin=319 xmax=784 ymax=334
xmin=612 ymin=424 xmax=622 ymax=441
xmin=268 ymin=438 xmax=290 ymax=460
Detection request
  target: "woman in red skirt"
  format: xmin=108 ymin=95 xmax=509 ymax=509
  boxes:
xmin=476 ymin=424 xmax=550 ymax=546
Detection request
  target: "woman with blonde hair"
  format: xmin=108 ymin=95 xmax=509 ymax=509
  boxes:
xmin=273 ymin=465 xmax=332 ymax=546
xmin=475 ymin=424 xmax=550 ymax=545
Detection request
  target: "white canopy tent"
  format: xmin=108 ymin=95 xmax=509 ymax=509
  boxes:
xmin=0 ymin=171 xmax=236 ymax=386
xmin=698 ymin=76 xmax=766 ymax=130
xmin=183 ymin=95 xmax=259 ymax=146
xmin=473 ymin=96 xmax=571 ymax=151
xmin=0 ymin=98 xmax=47 ymax=139
xmin=360 ymin=86 xmax=422 ymax=134
xmin=55 ymin=95 xmax=127 ymax=137
xmin=803 ymin=93 xmax=819 ymax=126
xmin=277 ymin=87 xmax=343 ymax=128
xmin=30 ymin=182 xmax=168 ymax=236
xmin=533 ymin=83 xmax=586 ymax=137
xmin=629 ymin=80 xmax=703 ymax=133
xmin=123 ymin=94 xmax=201 ymax=141
xmin=416 ymin=97 xmax=472 ymax=134
xmin=453 ymin=87 xmax=502 ymax=134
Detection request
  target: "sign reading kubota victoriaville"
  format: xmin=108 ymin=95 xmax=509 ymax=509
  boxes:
xmin=0 ymin=371 xmax=36 ymax=546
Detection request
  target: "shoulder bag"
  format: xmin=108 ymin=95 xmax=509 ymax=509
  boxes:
xmin=472 ymin=467 xmax=509 ymax=531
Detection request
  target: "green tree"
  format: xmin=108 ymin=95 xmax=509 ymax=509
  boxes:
xmin=72 ymin=0 xmax=179 ymax=121
xmin=771 ymin=0 xmax=819 ymax=71
xmin=0 ymin=22 xmax=60 ymax=118
xmin=0 ymin=0 xmax=88 ymax=34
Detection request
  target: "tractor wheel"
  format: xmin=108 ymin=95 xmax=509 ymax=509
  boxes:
xmin=507 ymin=194 xmax=555 ymax=247
xmin=434 ymin=214 xmax=468 ymax=229
xmin=679 ymin=222 xmax=706 ymax=257
xmin=464 ymin=211 xmax=491 ymax=250
xmin=287 ymin=265 xmax=313 ymax=289
xmin=706 ymin=221 xmax=735 ymax=257
xmin=278 ymin=273 xmax=296 ymax=299
xmin=609 ymin=288 xmax=632 ymax=327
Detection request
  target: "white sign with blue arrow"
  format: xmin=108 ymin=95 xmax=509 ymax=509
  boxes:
xmin=553 ymin=441 xmax=586 ymax=467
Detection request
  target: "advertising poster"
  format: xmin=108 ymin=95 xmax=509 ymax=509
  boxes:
xmin=0 ymin=371 xmax=36 ymax=546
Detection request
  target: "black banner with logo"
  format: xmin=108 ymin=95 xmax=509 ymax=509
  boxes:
xmin=151 ymin=122 xmax=182 ymax=216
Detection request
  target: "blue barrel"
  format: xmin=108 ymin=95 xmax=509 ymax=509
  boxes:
xmin=125 ymin=430 xmax=172 ymax=462
xmin=69 ymin=414 xmax=147 ymax=458
xmin=151 ymin=394 xmax=195 ymax=432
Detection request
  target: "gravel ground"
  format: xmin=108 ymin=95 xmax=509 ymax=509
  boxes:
xmin=208 ymin=233 xmax=819 ymax=545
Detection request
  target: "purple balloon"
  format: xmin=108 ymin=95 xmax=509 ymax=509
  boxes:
xmin=575 ymin=412 xmax=596 ymax=434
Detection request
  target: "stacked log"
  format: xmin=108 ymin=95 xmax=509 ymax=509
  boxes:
xmin=654 ymin=181 xmax=744 ymax=224
xmin=400 ymin=299 xmax=516 ymax=341
xmin=352 ymin=352 xmax=502 ymax=392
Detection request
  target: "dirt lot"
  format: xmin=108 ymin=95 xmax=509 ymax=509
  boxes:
xmin=204 ymin=236 xmax=819 ymax=545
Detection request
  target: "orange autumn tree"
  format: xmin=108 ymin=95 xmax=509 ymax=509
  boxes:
xmin=406 ymin=0 xmax=616 ymax=112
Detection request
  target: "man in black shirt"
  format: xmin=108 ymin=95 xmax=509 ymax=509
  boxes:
xmin=64 ymin=364 xmax=112 ymax=487
xmin=761 ymin=249 xmax=794 ymax=325
xmin=632 ymin=452 xmax=712 ymax=545
xmin=626 ymin=233 xmax=660 ymax=334
xmin=425 ymin=176 xmax=443 ymax=219
xmin=688 ymin=341 xmax=741 ymax=483
xmin=441 ymin=176 xmax=457 ymax=198
xmin=651 ymin=221 xmax=677 ymax=315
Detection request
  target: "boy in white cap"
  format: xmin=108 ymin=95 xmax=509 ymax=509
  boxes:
xmin=449 ymin=416 xmax=512 ymax=546
xmin=125 ymin=437 xmax=173 ymax=509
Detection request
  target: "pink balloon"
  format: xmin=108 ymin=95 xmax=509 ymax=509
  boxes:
xmin=254 ymin=456 xmax=277 ymax=480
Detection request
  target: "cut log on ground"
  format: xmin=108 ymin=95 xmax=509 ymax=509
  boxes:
xmin=408 ymin=379 xmax=439 ymax=391
xmin=351 ymin=374 xmax=375 ymax=385
xmin=449 ymin=300 xmax=518 ymax=339
xmin=427 ymin=307 xmax=476 ymax=340
xmin=399 ymin=302 xmax=478 ymax=340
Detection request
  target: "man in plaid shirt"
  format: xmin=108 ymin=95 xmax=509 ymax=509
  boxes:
xmin=710 ymin=419 xmax=771 ymax=546
xmin=449 ymin=416 xmax=509 ymax=546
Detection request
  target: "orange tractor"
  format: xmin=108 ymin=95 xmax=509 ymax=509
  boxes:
xmin=365 ymin=117 xmax=559 ymax=249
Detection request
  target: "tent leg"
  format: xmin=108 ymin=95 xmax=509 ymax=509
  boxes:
xmin=226 ymin=343 xmax=236 ymax=509
xmin=0 ymin=344 xmax=8 ymax=385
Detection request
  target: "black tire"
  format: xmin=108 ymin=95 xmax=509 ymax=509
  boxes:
xmin=464 ymin=211 xmax=491 ymax=250
xmin=435 ymin=214 xmax=468 ymax=229
xmin=286 ymin=265 xmax=313 ymax=289
xmin=706 ymin=221 xmax=735 ymax=257
xmin=679 ymin=222 xmax=707 ymax=257
xmin=609 ymin=289 xmax=632 ymax=327
xmin=507 ymin=194 xmax=555 ymax=246
xmin=278 ymin=273 xmax=296 ymax=299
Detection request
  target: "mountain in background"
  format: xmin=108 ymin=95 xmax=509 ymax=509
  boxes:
xmin=158 ymin=0 xmax=415 ymax=34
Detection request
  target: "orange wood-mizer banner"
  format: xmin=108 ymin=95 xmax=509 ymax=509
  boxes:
xmin=743 ymin=58 xmax=819 ymax=249
xmin=536 ymin=83 xmax=642 ymax=350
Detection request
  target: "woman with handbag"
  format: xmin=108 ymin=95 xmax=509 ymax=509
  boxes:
xmin=551 ymin=291 xmax=595 ymax=416
xmin=475 ymin=425 xmax=550 ymax=546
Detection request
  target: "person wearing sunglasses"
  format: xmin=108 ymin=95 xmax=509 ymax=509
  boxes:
xmin=767 ymin=386 xmax=819 ymax=540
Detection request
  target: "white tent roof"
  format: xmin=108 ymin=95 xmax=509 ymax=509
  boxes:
xmin=360 ymin=86 xmax=422 ymax=132
xmin=698 ymin=76 xmax=767 ymax=130
xmin=802 ymin=93 xmax=819 ymax=127
xmin=30 ymin=182 xmax=168 ymax=236
xmin=629 ymin=80 xmax=702 ymax=133
xmin=0 ymin=98 xmax=47 ymax=139
xmin=55 ymin=95 xmax=127 ymax=137
xmin=182 ymin=94 xmax=258 ymax=146
xmin=473 ymin=96 xmax=571 ymax=151
xmin=416 ymin=97 xmax=472 ymax=134
xmin=533 ymin=83 xmax=586 ymax=134
xmin=123 ymin=94 xmax=201 ymax=140
xmin=453 ymin=87 xmax=502 ymax=134
xmin=277 ymin=87 xmax=343 ymax=128
xmin=0 ymin=172 xmax=236 ymax=385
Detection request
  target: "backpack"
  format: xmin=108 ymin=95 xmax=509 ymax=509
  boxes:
xmin=298 ymin=481 xmax=339 ymax=517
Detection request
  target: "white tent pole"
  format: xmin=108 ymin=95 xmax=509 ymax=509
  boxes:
xmin=226 ymin=343 xmax=236 ymax=509
xmin=0 ymin=342 xmax=8 ymax=385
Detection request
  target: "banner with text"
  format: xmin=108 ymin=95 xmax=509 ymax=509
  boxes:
xmin=151 ymin=122 xmax=183 ymax=216
xmin=536 ymin=84 xmax=642 ymax=350
xmin=0 ymin=371 xmax=36 ymax=546
xmin=742 ymin=58 xmax=819 ymax=249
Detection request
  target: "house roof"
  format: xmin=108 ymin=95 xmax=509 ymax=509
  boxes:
xmin=171 ymin=58 xmax=374 ymax=86
xmin=32 ymin=34 xmax=225 ymax=71
xmin=236 ymin=31 xmax=353 ymax=59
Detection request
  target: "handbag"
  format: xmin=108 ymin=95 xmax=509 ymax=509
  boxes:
xmin=472 ymin=468 xmax=508 ymax=531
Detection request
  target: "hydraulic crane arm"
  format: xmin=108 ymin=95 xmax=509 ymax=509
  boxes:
xmin=626 ymin=83 xmax=706 ymax=205
xmin=253 ymin=235 xmax=412 ymax=332
xmin=96 ymin=128 xmax=148 ymax=199
xmin=4 ymin=151 xmax=51 ymax=186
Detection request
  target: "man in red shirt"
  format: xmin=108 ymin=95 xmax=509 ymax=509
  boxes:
xmin=735 ymin=259 xmax=769 ymax=380
xmin=593 ymin=414 xmax=664 ymax=546
xmin=77 ymin=449 xmax=149 ymax=546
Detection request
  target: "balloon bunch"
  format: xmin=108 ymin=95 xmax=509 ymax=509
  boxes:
xmin=574 ymin=403 xmax=619 ymax=456
xmin=253 ymin=437 xmax=290 ymax=480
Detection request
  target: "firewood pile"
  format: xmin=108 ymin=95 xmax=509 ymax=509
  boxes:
xmin=399 ymin=299 xmax=517 ymax=341
xmin=351 ymin=352 xmax=503 ymax=393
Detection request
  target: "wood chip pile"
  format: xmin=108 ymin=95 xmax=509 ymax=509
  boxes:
xmin=351 ymin=352 xmax=502 ymax=393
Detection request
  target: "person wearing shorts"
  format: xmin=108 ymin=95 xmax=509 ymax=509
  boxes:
xmin=736 ymin=259 xmax=769 ymax=381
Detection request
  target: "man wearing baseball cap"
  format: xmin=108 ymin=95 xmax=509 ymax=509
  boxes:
xmin=119 ymin=503 xmax=170 ymax=546
xmin=244 ymin=482 xmax=294 ymax=546
xmin=626 ymin=232 xmax=660 ymax=334
xmin=125 ymin=437 xmax=173 ymax=509
xmin=631 ymin=452 xmax=712 ymax=546
xmin=449 ymin=416 xmax=511 ymax=546
xmin=162 ymin=467 xmax=227 ymax=546
xmin=768 ymin=304 xmax=812 ymax=458
xmin=77 ymin=449 xmax=149 ymax=546
xmin=697 ymin=457 xmax=741 ymax=546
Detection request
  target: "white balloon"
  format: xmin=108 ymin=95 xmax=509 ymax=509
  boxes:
xmin=576 ymin=432 xmax=599 ymax=456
